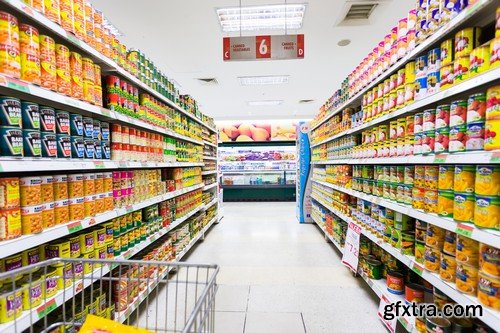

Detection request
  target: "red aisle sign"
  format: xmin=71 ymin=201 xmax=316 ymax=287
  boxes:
xmin=223 ymin=34 xmax=304 ymax=61
xmin=256 ymin=36 xmax=271 ymax=58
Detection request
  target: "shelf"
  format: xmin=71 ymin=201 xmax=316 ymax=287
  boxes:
xmin=311 ymin=68 xmax=500 ymax=147
xmin=203 ymin=197 xmax=218 ymax=210
xmin=311 ymin=179 xmax=500 ymax=248
xmin=116 ymin=214 xmax=218 ymax=323
xmin=220 ymin=169 xmax=293 ymax=173
xmin=203 ymin=141 xmax=218 ymax=148
xmin=203 ymin=182 xmax=218 ymax=191
xmin=0 ymin=183 xmax=204 ymax=259
xmin=220 ymin=160 xmax=296 ymax=163
xmin=0 ymin=0 xmax=216 ymax=134
xmin=310 ymin=196 xmax=500 ymax=330
xmin=203 ymin=156 xmax=218 ymax=161
xmin=311 ymin=213 xmax=344 ymax=253
xmin=311 ymin=151 xmax=500 ymax=165
xmin=222 ymin=184 xmax=296 ymax=189
xmin=0 ymin=74 xmax=204 ymax=146
xmin=201 ymin=170 xmax=218 ymax=176
xmin=310 ymin=0 xmax=497 ymax=131
xmin=0 ymin=159 xmax=204 ymax=172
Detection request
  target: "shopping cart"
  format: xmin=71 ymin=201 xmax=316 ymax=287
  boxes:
xmin=0 ymin=258 xmax=219 ymax=333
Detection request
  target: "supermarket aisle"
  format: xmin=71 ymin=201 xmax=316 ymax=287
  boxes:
xmin=185 ymin=202 xmax=386 ymax=333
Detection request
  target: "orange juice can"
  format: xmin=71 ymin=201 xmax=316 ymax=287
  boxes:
xmin=19 ymin=24 xmax=39 ymax=56
xmin=0 ymin=11 xmax=19 ymax=46
xmin=55 ymin=43 xmax=71 ymax=95
xmin=59 ymin=0 xmax=73 ymax=32
xmin=39 ymin=35 xmax=56 ymax=90
xmin=43 ymin=0 xmax=61 ymax=25
xmin=69 ymin=52 xmax=83 ymax=99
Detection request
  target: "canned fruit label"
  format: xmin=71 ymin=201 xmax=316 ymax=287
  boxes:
xmin=449 ymin=125 xmax=467 ymax=153
xmin=0 ymin=127 xmax=23 ymax=156
xmin=435 ymin=105 xmax=450 ymax=129
xmin=427 ymin=71 xmax=440 ymax=95
xmin=466 ymin=122 xmax=485 ymax=151
xmin=455 ymin=27 xmax=481 ymax=58
xmin=440 ymin=38 xmax=454 ymax=66
xmin=474 ymin=196 xmax=499 ymax=229
xmin=450 ymin=100 xmax=467 ymax=127
xmin=428 ymin=48 xmax=441 ymax=72
xmin=39 ymin=106 xmax=55 ymax=132
xmin=475 ymin=165 xmax=500 ymax=196
xmin=415 ymin=77 xmax=427 ymax=100
xmin=23 ymin=130 xmax=41 ymax=157
xmin=21 ymin=102 xmax=39 ymax=129
xmin=454 ymin=56 xmax=469 ymax=82
xmin=415 ymin=55 xmax=427 ymax=78
xmin=56 ymin=134 xmax=71 ymax=158
xmin=0 ymin=97 xmax=21 ymax=127
xmin=486 ymin=86 xmax=500 ymax=120
xmin=467 ymin=93 xmax=486 ymax=123
xmin=435 ymin=127 xmax=450 ymax=153
xmin=55 ymin=111 xmax=70 ymax=134
xmin=423 ymin=109 xmax=436 ymax=132
xmin=421 ymin=131 xmax=435 ymax=155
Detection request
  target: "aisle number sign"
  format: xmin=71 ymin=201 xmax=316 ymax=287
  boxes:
xmin=223 ymin=34 xmax=304 ymax=61
xmin=341 ymin=222 xmax=361 ymax=273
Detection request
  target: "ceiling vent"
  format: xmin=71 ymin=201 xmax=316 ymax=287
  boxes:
xmin=345 ymin=3 xmax=377 ymax=20
xmin=196 ymin=78 xmax=219 ymax=85
xmin=298 ymin=99 xmax=314 ymax=104
xmin=336 ymin=0 xmax=390 ymax=26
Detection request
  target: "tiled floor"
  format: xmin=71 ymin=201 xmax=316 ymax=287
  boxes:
xmin=184 ymin=202 xmax=387 ymax=333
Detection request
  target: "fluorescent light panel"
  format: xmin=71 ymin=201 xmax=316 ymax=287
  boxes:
xmin=216 ymin=4 xmax=306 ymax=32
xmin=239 ymin=75 xmax=289 ymax=86
xmin=247 ymin=100 xmax=284 ymax=106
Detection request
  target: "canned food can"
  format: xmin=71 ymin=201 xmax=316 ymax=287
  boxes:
xmin=82 ymin=116 xmax=93 ymax=138
xmin=415 ymin=77 xmax=427 ymax=100
xmin=0 ymin=11 xmax=19 ymax=46
xmin=21 ymin=101 xmax=39 ymax=130
xmin=69 ymin=113 xmax=83 ymax=136
xmin=39 ymin=35 xmax=56 ymax=90
xmin=71 ymin=136 xmax=84 ymax=158
xmin=92 ymin=119 xmax=100 ymax=140
xmin=438 ymin=190 xmax=454 ymax=218
xmin=0 ymin=126 xmax=23 ymax=157
xmin=474 ymin=196 xmax=499 ymax=230
xmin=415 ymin=55 xmax=427 ymax=79
xmin=83 ymin=79 xmax=94 ymax=103
xmin=455 ymin=27 xmax=482 ymax=58
xmin=440 ymin=38 xmax=454 ymax=66
xmin=439 ymin=64 xmax=453 ymax=90
xmin=94 ymin=139 xmax=101 ymax=159
xmin=450 ymin=99 xmax=467 ymax=127
xmin=20 ymin=53 xmax=41 ymax=85
xmin=55 ymin=44 xmax=71 ymax=95
xmin=23 ymin=129 xmax=41 ymax=157
xmin=449 ymin=125 xmax=467 ymax=153
xmin=428 ymin=48 xmax=441 ymax=72
xmin=435 ymin=127 xmax=450 ymax=153
xmin=55 ymin=110 xmax=70 ymax=134
xmin=69 ymin=52 xmax=83 ymax=99
xmin=453 ymin=56 xmax=469 ymax=83
xmin=84 ymin=138 xmax=94 ymax=158
xmin=421 ymin=130 xmax=435 ymax=155
xmin=470 ymin=45 xmax=490 ymax=76
xmin=491 ymin=36 xmax=500 ymax=69
xmin=427 ymin=71 xmax=440 ymax=95
xmin=0 ymin=97 xmax=21 ymax=127
xmin=101 ymin=140 xmax=110 ymax=159
xmin=41 ymin=132 xmax=56 ymax=157
xmin=423 ymin=109 xmax=436 ymax=132
xmin=56 ymin=134 xmax=71 ymax=158
xmin=466 ymin=122 xmax=485 ymax=151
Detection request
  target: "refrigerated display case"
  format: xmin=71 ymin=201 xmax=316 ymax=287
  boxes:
xmin=219 ymin=143 xmax=297 ymax=201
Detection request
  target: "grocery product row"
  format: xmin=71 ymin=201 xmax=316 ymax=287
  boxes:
xmin=1 ymin=0 xmax=216 ymax=132
xmin=311 ymin=0 xmax=498 ymax=132
xmin=310 ymin=189 xmax=499 ymax=331
xmin=0 ymin=204 xmax=218 ymax=331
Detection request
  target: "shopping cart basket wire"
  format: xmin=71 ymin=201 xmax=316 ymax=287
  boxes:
xmin=0 ymin=258 xmax=219 ymax=333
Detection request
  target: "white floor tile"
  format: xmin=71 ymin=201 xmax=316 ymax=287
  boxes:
xmin=244 ymin=312 xmax=305 ymax=333
xmin=215 ymin=285 xmax=250 ymax=312
xmin=215 ymin=311 xmax=246 ymax=333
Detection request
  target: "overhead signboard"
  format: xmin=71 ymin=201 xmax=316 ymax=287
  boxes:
xmin=223 ymin=34 xmax=304 ymax=61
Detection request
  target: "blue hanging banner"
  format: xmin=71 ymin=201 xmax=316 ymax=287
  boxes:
xmin=296 ymin=122 xmax=312 ymax=223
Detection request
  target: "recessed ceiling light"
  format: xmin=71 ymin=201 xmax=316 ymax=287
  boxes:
xmin=216 ymin=4 xmax=306 ymax=32
xmin=247 ymin=100 xmax=284 ymax=106
xmin=337 ymin=39 xmax=351 ymax=46
xmin=239 ymin=75 xmax=289 ymax=86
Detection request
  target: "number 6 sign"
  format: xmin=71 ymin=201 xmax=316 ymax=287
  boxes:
xmin=256 ymin=36 xmax=271 ymax=58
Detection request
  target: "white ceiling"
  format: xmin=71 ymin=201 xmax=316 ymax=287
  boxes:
xmin=90 ymin=0 xmax=414 ymax=121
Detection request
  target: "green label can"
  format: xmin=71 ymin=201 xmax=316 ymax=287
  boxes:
xmin=41 ymin=132 xmax=57 ymax=157
xmin=23 ymin=129 xmax=41 ymax=157
xmin=21 ymin=101 xmax=40 ymax=130
xmin=0 ymin=127 xmax=23 ymax=156
xmin=56 ymin=134 xmax=71 ymax=158
xmin=0 ymin=97 xmax=21 ymax=127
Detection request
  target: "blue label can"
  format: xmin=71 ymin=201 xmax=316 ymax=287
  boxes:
xmin=93 ymin=119 xmax=101 ymax=140
xmin=82 ymin=117 xmax=93 ymax=138
xmin=84 ymin=138 xmax=94 ymax=158
xmin=100 ymin=122 xmax=109 ymax=141
xmin=94 ymin=139 xmax=102 ymax=159
xmin=56 ymin=134 xmax=72 ymax=158
xmin=101 ymin=140 xmax=110 ymax=159
xmin=70 ymin=113 xmax=83 ymax=136
xmin=71 ymin=136 xmax=85 ymax=158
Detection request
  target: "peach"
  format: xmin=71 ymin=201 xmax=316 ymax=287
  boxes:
xmin=251 ymin=127 xmax=270 ymax=141
xmin=223 ymin=125 xmax=240 ymax=140
xmin=219 ymin=131 xmax=230 ymax=142
xmin=235 ymin=135 xmax=253 ymax=142
xmin=237 ymin=123 xmax=255 ymax=138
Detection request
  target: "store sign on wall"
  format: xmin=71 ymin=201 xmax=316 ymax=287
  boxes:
xmin=223 ymin=34 xmax=304 ymax=61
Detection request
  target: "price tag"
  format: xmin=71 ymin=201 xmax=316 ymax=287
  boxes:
xmin=21 ymin=5 xmax=34 ymax=16
xmin=341 ymin=222 xmax=362 ymax=273
xmin=123 ymin=250 xmax=132 ymax=259
xmin=377 ymin=295 xmax=397 ymax=333
xmin=412 ymin=262 xmax=424 ymax=276
xmin=118 ymin=161 xmax=128 ymax=168
xmin=93 ymin=161 xmax=105 ymax=169
xmin=7 ymin=80 xmax=29 ymax=93
xmin=67 ymin=221 xmax=83 ymax=234
xmin=87 ymin=218 xmax=96 ymax=226
xmin=456 ymin=223 xmax=474 ymax=238
xmin=101 ymin=108 xmax=111 ymax=117
xmin=37 ymin=298 xmax=57 ymax=318
xmin=433 ymin=154 xmax=448 ymax=164
xmin=66 ymin=34 xmax=81 ymax=46
xmin=490 ymin=152 xmax=500 ymax=163
xmin=125 ymin=205 xmax=134 ymax=213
